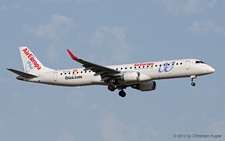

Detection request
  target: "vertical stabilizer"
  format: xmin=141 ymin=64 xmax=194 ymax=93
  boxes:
xmin=19 ymin=46 xmax=54 ymax=74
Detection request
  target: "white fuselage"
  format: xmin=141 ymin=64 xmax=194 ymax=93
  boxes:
xmin=24 ymin=59 xmax=215 ymax=87
xmin=8 ymin=47 xmax=215 ymax=97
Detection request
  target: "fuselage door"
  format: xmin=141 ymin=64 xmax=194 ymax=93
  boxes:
xmin=53 ymin=72 xmax=58 ymax=81
xmin=185 ymin=61 xmax=190 ymax=70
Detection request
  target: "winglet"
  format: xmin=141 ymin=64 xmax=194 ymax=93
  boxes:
xmin=67 ymin=49 xmax=78 ymax=60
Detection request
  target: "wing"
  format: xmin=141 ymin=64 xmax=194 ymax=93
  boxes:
xmin=67 ymin=49 xmax=121 ymax=82
xmin=7 ymin=68 xmax=37 ymax=78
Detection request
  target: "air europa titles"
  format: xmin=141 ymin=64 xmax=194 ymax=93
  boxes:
xmin=134 ymin=62 xmax=154 ymax=67
xmin=23 ymin=48 xmax=41 ymax=70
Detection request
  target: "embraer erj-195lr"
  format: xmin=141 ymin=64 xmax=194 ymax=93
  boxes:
xmin=8 ymin=47 xmax=215 ymax=97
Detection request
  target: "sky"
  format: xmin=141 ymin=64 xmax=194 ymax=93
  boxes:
xmin=0 ymin=0 xmax=225 ymax=141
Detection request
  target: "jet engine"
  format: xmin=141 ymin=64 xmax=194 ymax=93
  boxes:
xmin=132 ymin=81 xmax=156 ymax=91
xmin=121 ymin=72 xmax=139 ymax=81
xmin=121 ymin=72 xmax=151 ymax=82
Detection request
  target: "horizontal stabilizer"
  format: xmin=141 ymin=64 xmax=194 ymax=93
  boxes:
xmin=7 ymin=68 xmax=37 ymax=78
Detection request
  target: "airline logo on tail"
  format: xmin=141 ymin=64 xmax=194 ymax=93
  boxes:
xmin=23 ymin=48 xmax=41 ymax=72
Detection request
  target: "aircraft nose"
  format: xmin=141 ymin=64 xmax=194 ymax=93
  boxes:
xmin=207 ymin=66 xmax=215 ymax=73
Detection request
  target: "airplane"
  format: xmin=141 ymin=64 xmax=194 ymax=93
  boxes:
xmin=7 ymin=46 xmax=215 ymax=97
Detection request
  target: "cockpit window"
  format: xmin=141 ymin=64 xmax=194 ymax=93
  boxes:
xmin=196 ymin=61 xmax=206 ymax=64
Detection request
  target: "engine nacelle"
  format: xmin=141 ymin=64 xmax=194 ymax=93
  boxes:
xmin=132 ymin=81 xmax=156 ymax=91
xmin=121 ymin=72 xmax=139 ymax=81
xmin=121 ymin=72 xmax=151 ymax=82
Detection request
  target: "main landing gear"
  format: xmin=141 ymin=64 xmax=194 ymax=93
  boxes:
xmin=108 ymin=85 xmax=116 ymax=91
xmin=119 ymin=90 xmax=126 ymax=97
xmin=108 ymin=84 xmax=126 ymax=97
xmin=191 ymin=75 xmax=197 ymax=86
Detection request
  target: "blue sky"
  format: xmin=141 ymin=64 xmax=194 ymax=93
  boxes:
xmin=1 ymin=0 xmax=225 ymax=141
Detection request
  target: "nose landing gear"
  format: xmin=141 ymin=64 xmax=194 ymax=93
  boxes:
xmin=191 ymin=75 xmax=197 ymax=86
xmin=191 ymin=81 xmax=196 ymax=86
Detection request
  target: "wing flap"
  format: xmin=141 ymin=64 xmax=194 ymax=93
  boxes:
xmin=7 ymin=68 xmax=37 ymax=78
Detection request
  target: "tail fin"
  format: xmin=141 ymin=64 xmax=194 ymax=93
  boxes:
xmin=19 ymin=46 xmax=54 ymax=74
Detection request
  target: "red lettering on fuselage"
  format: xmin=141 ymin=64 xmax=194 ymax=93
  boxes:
xmin=134 ymin=62 xmax=154 ymax=67
xmin=23 ymin=48 xmax=41 ymax=70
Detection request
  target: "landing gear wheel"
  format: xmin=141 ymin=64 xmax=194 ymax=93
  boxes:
xmin=108 ymin=85 xmax=116 ymax=91
xmin=119 ymin=90 xmax=126 ymax=97
xmin=190 ymin=75 xmax=197 ymax=87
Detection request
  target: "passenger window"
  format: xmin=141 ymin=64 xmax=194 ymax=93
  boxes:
xmin=130 ymin=67 xmax=132 ymax=69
